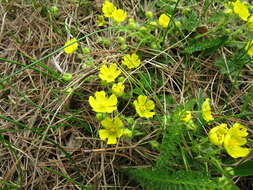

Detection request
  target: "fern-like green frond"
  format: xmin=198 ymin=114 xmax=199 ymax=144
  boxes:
xmin=184 ymin=36 xmax=228 ymax=54
xmin=128 ymin=169 xmax=220 ymax=190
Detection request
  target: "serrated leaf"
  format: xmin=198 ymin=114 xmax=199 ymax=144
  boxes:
xmin=184 ymin=36 xmax=228 ymax=54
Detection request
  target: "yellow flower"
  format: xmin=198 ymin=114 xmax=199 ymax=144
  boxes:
xmin=99 ymin=117 xmax=124 ymax=144
xmin=102 ymin=0 xmax=116 ymax=18
xmin=96 ymin=15 xmax=105 ymax=26
xmin=247 ymin=16 xmax=253 ymax=31
xmin=158 ymin=14 xmax=171 ymax=28
xmin=112 ymin=82 xmax=125 ymax=97
xmin=209 ymin=123 xmax=228 ymax=146
xmin=99 ymin=64 xmax=121 ymax=83
xmin=224 ymin=123 xmax=250 ymax=158
xmin=89 ymin=91 xmax=117 ymax=113
xmin=133 ymin=95 xmax=155 ymax=118
xmin=245 ymin=40 xmax=253 ymax=56
xmin=179 ymin=111 xmax=192 ymax=122
xmin=232 ymin=0 xmax=249 ymax=21
xmin=112 ymin=9 xmax=127 ymax=23
xmin=64 ymin=38 xmax=78 ymax=54
xmin=122 ymin=53 xmax=141 ymax=69
xmin=201 ymin=98 xmax=214 ymax=123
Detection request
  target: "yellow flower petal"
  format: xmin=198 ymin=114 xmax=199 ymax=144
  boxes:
xmin=101 ymin=117 xmax=113 ymax=129
xmin=232 ymin=0 xmax=249 ymax=21
xmin=179 ymin=111 xmax=192 ymax=123
xmin=138 ymin=95 xmax=147 ymax=105
xmin=96 ymin=15 xmax=105 ymax=26
xmin=95 ymin=91 xmax=106 ymax=101
xmin=245 ymin=40 xmax=253 ymax=56
xmin=114 ymin=117 xmax=124 ymax=128
xmin=108 ymin=94 xmax=117 ymax=106
xmin=143 ymin=111 xmax=155 ymax=118
xmin=146 ymin=100 xmax=155 ymax=110
xmin=102 ymin=0 xmax=116 ymax=18
xmin=64 ymin=38 xmax=78 ymax=54
xmin=88 ymin=96 xmax=96 ymax=108
xmin=158 ymin=14 xmax=171 ymax=28
xmin=99 ymin=129 xmax=110 ymax=140
xmin=201 ymin=98 xmax=214 ymax=123
xmin=112 ymin=9 xmax=127 ymax=23
xmin=224 ymin=123 xmax=249 ymax=158
xmin=224 ymin=142 xmax=250 ymax=158
xmin=208 ymin=123 xmax=228 ymax=146
xmin=107 ymin=135 xmax=117 ymax=144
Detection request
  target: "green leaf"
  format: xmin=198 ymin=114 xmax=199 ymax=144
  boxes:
xmin=234 ymin=160 xmax=253 ymax=177
xmin=182 ymin=11 xmax=199 ymax=31
xmin=128 ymin=169 xmax=221 ymax=190
xmin=184 ymin=36 xmax=228 ymax=54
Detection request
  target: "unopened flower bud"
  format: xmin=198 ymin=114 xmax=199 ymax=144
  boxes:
xmin=61 ymin=73 xmax=73 ymax=81
xmin=139 ymin=26 xmax=147 ymax=32
xmin=117 ymin=37 xmax=126 ymax=44
xmin=175 ymin=21 xmax=181 ymax=28
xmin=96 ymin=113 xmax=104 ymax=121
xmin=82 ymin=47 xmax=90 ymax=54
xmin=149 ymin=21 xmax=158 ymax=27
xmin=120 ymin=44 xmax=128 ymax=50
xmin=126 ymin=117 xmax=134 ymax=125
xmin=145 ymin=11 xmax=153 ymax=19
xmin=150 ymin=140 xmax=160 ymax=150
xmin=49 ymin=6 xmax=59 ymax=16
xmin=64 ymin=88 xmax=73 ymax=95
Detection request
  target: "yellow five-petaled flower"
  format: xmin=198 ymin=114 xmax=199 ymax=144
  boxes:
xmin=102 ymin=0 xmax=116 ymax=18
xmin=208 ymin=123 xmax=250 ymax=158
xmin=64 ymin=38 xmax=78 ymax=54
xmin=99 ymin=117 xmax=129 ymax=144
xmin=112 ymin=9 xmax=127 ymax=23
xmin=112 ymin=82 xmax=125 ymax=97
xmin=122 ymin=53 xmax=141 ymax=69
xmin=96 ymin=15 xmax=105 ymax=26
xmin=99 ymin=64 xmax=121 ymax=83
xmin=158 ymin=14 xmax=171 ymax=28
xmin=89 ymin=91 xmax=117 ymax=113
xmin=133 ymin=95 xmax=155 ymax=118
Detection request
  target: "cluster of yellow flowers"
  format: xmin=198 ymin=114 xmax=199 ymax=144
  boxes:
xmin=224 ymin=0 xmax=253 ymax=56
xmin=201 ymin=98 xmax=250 ymax=158
xmin=88 ymin=53 xmax=155 ymax=144
xmin=100 ymin=0 xmax=171 ymax=29
xmin=209 ymin=123 xmax=250 ymax=158
xmin=102 ymin=0 xmax=127 ymax=23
